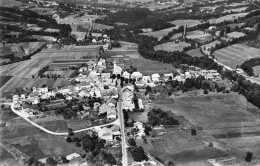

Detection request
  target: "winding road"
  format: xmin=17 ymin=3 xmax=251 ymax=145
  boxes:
xmin=10 ymin=104 xmax=120 ymax=136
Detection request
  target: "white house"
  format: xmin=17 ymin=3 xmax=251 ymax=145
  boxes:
xmin=101 ymin=73 xmax=111 ymax=79
xmin=13 ymin=95 xmax=19 ymax=103
xmin=151 ymin=73 xmax=160 ymax=82
xmin=78 ymin=90 xmax=91 ymax=98
xmin=164 ymin=73 xmax=173 ymax=81
xmin=138 ymin=99 xmax=144 ymax=109
xmin=131 ymin=72 xmax=143 ymax=79
xmin=33 ymin=87 xmax=48 ymax=94
xmin=113 ymin=65 xmax=122 ymax=75
xmin=107 ymin=108 xmax=117 ymax=119
xmin=122 ymin=71 xmax=130 ymax=79
xmin=142 ymin=76 xmax=151 ymax=83
xmin=134 ymin=121 xmax=145 ymax=138
xmin=98 ymin=127 xmax=113 ymax=141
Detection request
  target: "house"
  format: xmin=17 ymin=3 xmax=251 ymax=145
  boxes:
xmin=142 ymin=76 xmax=151 ymax=83
xmin=131 ymin=72 xmax=143 ymax=79
xmin=78 ymin=90 xmax=91 ymax=98
xmin=134 ymin=121 xmax=145 ymax=138
xmin=164 ymin=73 xmax=173 ymax=81
xmin=33 ymin=87 xmax=48 ymax=94
xmin=110 ymin=125 xmax=121 ymax=138
xmin=12 ymin=95 xmax=19 ymax=103
xmin=99 ymin=103 xmax=111 ymax=114
xmin=93 ymin=102 xmax=101 ymax=111
xmin=40 ymin=91 xmax=55 ymax=99
xmin=138 ymin=99 xmax=144 ymax=109
xmin=99 ymin=103 xmax=116 ymax=119
xmin=79 ymin=67 xmax=88 ymax=73
xmin=101 ymin=73 xmax=111 ymax=79
xmin=66 ymin=153 xmax=81 ymax=161
xmin=122 ymin=88 xmax=135 ymax=111
xmin=65 ymin=94 xmax=73 ymax=101
xmin=151 ymin=73 xmax=160 ymax=82
xmin=98 ymin=127 xmax=113 ymax=141
xmin=41 ymin=36 xmax=57 ymax=42
xmin=71 ymin=32 xmax=86 ymax=41
xmin=27 ymin=93 xmax=40 ymax=104
xmin=107 ymin=108 xmax=116 ymax=119
xmin=106 ymin=98 xmax=117 ymax=107
xmin=113 ymin=65 xmax=122 ymax=75
xmin=135 ymin=80 xmax=145 ymax=87
xmin=58 ymin=88 xmax=71 ymax=95
xmin=122 ymin=71 xmax=130 ymax=79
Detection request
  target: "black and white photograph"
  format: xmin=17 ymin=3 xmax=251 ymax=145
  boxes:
xmin=0 ymin=0 xmax=260 ymax=165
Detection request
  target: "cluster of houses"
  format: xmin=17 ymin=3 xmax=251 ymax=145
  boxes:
xmin=175 ymin=67 xmax=222 ymax=82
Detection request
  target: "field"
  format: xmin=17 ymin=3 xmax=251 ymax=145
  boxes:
xmin=154 ymin=42 xmax=191 ymax=52
xmin=201 ymin=40 xmax=221 ymax=55
xmin=138 ymin=30 xmax=169 ymax=39
xmin=186 ymin=31 xmax=213 ymax=44
xmin=0 ymin=0 xmax=23 ymax=7
xmin=33 ymin=45 xmax=99 ymax=59
xmin=137 ymin=128 xmax=229 ymax=165
xmin=44 ymin=70 xmax=76 ymax=78
xmin=0 ymin=59 xmax=52 ymax=78
xmin=0 ymin=110 xmax=83 ymax=163
xmin=0 ymin=76 xmax=12 ymax=88
xmin=152 ymin=92 xmax=260 ymax=156
xmin=185 ymin=48 xmax=205 ymax=57
xmin=209 ymin=13 xmax=248 ymax=24
xmin=214 ymin=44 xmax=260 ymax=69
xmin=168 ymin=19 xmax=202 ymax=28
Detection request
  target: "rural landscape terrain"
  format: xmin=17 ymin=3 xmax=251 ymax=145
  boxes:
xmin=0 ymin=0 xmax=260 ymax=166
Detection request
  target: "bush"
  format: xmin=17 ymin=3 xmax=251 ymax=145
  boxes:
xmin=203 ymin=89 xmax=208 ymax=94
xmin=131 ymin=146 xmax=148 ymax=162
xmin=128 ymin=138 xmax=136 ymax=147
xmin=209 ymin=142 xmax=213 ymax=147
xmin=245 ymin=151 xmax=253 ymax=162
xmin=191 ymin=129 xmax=197 ymax=136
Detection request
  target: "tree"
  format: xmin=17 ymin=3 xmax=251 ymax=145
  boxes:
xmin=144 ymin=126 xmax=152 ymax=136
xmin=101 ymin=151 xmax=117 ymax=165
xmin=46 ymin=157 xmax=57 ymax=166
xmin=167 ymin=161 xmax=176 ymax=166
xmin=131 ymin=146 xmax=148 ymax=162
xmin=203 ymin=89 xmax=208 ymax=94
xmin=128 ymin=138 xmax=136 ymax=147
xmin=245 ymin=151 xmax=253 ymax=162
xmin=25 ymin=157 xmax=35 ymax=166
xmin=68 ymin=128 xmax=74 ymax=136
xmin=191 ymin=129 xmax=197 ymax=136
xmin=60 ymin=156 xmax=69 ymax=164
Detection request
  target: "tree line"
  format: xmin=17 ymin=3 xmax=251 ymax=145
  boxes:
xmin=240 ymin=58 xmax=260 ymax=76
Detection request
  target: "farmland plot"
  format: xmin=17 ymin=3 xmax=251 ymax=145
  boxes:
xmin=152 ymin=92 xmax=260 ymax=157
xmin=214 ymin=44 xmax=260 ymax=68
xmin=185 ymin=48 xmax=205 ymax=57
xmin=168 ymin=19 xmax=202 ymax=28
xmin=154 ymin=42 xmax=191 ymax=52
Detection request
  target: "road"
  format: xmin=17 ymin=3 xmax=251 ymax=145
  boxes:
xmin=10 ymin=104 xmax=120 ymax=136
xmin=117 ymin=87 xmax=128 ymax=166
xmin=212 ymin=58 xmax=260 ymax=85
